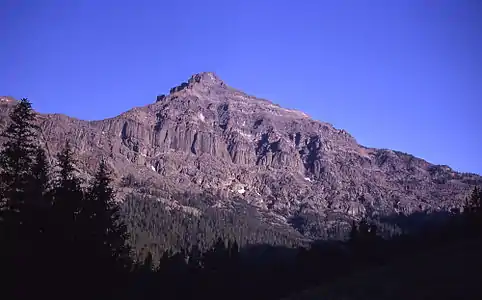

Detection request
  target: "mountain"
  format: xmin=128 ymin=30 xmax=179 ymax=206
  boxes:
xmin=1 ymin=73 xmax=480 ymax=240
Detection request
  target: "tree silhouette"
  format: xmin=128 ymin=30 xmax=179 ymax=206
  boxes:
xmin=83 ymin=158 xmax=132 ymax=298
xmin=0 ymin=98 xmax=40 ymax=237
xmin=464 ymin=186 xmax=482 ymax=234
xmin=0 ymin=98 xmax=44 ymax=298
xmin=46 ymin=141 xmax=87 ymax=298
xmin=86 ymin=159 xmax=132 ymax=264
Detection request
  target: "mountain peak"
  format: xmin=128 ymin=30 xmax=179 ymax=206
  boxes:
xmin=188 ymin=72 xmax=224 ymax=86
xmin=168 ymin=72 xmax=225 ymax=95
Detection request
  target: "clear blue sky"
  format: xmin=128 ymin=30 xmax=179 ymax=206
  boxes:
xmin=1 ymin=0 xmax=481 ymax=174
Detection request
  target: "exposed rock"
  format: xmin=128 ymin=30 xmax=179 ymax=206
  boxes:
xmin=1 ymin=72 xmax=481 ymax=237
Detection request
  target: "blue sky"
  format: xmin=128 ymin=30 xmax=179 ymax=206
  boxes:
xmin=1 ymin=0 xmax=481 ymax=174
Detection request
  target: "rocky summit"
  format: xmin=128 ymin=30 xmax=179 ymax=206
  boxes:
xmin=1 ymin=72 xmax=481 ymax=237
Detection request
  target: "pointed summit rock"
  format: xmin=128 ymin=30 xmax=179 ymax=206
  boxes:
xmin=168 ymin=72 xmax=226 ymax=95
xmin=188 ymin=72 xmax=225 ymax=86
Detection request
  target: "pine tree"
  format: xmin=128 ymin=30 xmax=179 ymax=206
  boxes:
xmin=0 ymin=98 xmax=47 ymax=299
xmin=464 ymin=186 xmax=482 ymax=234
xmin=31 ymin=146 xmax=50 ymax=199
xmin=0 ymin=98 xmax=40 ymax=232
xmin=465 ymin=187 xmax=481 ymax=214
xmin=51 ymin=141 xmax=84 ymax=237
xmin=83 ymin=159 xmax=132 ymax=298
xmin=27 ymin=147 xmax=52 ymax=235
xmin=86 ymin=159 xmax=131 ymax=267
xmin=48 ymin=141 xmax=86 ymax=298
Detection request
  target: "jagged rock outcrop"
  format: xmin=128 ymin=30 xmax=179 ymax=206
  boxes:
xmin=1 ymin=72 xmax=481 ymax=236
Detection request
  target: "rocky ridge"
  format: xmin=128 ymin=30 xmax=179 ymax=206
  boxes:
xmin=1 ymin=73 xmax=480 ymax=237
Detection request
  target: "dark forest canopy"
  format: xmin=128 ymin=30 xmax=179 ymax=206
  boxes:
xmin=1 ymin=99 xmax=481 ymax=300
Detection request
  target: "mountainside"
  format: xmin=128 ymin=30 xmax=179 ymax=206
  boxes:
xmin=1 ymin=73 xmax=480 ymax=239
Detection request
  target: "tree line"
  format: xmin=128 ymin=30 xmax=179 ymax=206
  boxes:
xmin=1 ymin=98 xmax=481 ymax=300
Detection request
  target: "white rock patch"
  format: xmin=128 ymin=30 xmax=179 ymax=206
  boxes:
xmin=198 ymin=112 xmax=206 ymax=122
xmin=237 ymin=187 xmax=246 ymax=194
xmin=235 ymin=129 xmax=253 ymax=139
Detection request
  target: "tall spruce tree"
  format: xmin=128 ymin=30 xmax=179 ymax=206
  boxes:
xmin=84 ymin=159 xmax=132 ymax=297
xmin=465 ymin=187 xmax=481 ymax=214
xmin=0 ymin=98 xmax=40 ymax=231
xmin=86 ymin=159 xmax=131 ymax=266
xmin=0 ymin=98 xmax=47 ymax=299
xmin=52 ymin=141 xmax=84 ymax=234
xmin=28 ymin=147 xmax=52 ymax=236
xmin=49 ymin=141 xmax=86 ymax=293
xmin=464 ymin=186 xmax=482 ymax=233
xmin=31 ymin=147 xmax=50 ymax=199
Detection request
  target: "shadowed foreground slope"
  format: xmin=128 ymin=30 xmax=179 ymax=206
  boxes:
xmin=285 ymin=237 xmax=482 ymax=300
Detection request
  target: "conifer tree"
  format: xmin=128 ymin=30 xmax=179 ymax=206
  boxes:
xmin=49 ymin=140 xmax=86 ymax=295
xmin=82 ymin=158 xmax=132 ymax=299
xmin=27 ymin=147 xmax=52 ymax=235
xmin=464 ymin=186 xmax=482 ymax=233
xmin=31 ymin=146 xmax=50 ymax=199
xmin=0 ymin=98 xmax=45 ymax=299
xmin=465 ymin=187 xmax=481 ymax=214
xmin=86 ymin=158 xmax=131 ymax=268
xmin=0 ymin=98 xmax=40 ymax=232
xmin=52 ymin=141 xmax=84 ymax=234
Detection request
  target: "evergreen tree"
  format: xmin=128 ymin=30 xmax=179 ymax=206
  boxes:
xmin=0 ymin=98 xmax=40 ymax=234
xmin=31 ymin=146 xmax=50 ymax=199
xmin=27 ymin=147 xmax=52 ymax=236
xmin=25 ymin=146 xmax=52 ymax=288
xmin=48 ymin=141 xmax=87 ymax=299
xmin=464 ymin=186 xmax=482 ymax=233
xmin=51 ymin=141 xmax=84 ymax=239
xmin=83 ymin=159 xmax=132 ymax=298
xmin=0 ymin=98 xmax=42 ymax=298
xmin=465 ymin=187 xmax=481 ymax=214
xmin=86 ymin=159 xmax=131 ymax=268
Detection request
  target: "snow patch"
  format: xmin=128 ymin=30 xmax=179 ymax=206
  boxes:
xmin=237 ymin=130 xmax=253 ymax=139
xmin=151 ymin=165 xmax=156 ymax=172
xmin=304 ymin=177 xmax=312 ymax=182
xmin=237 ymin=187 xmax=246 ymax=194
xmin=198 ymin=112 xmax=206 ymax=122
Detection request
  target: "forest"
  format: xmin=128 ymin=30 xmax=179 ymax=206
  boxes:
xmin=1 ymin=99 xmax=481 ymax=300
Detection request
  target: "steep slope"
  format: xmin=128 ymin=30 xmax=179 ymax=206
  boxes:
xmin=0 ymin=74 xmax=480 ymax=237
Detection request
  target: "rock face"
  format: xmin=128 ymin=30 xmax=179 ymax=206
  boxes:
xmin=1 ymin=73 xmax=481 ymax=236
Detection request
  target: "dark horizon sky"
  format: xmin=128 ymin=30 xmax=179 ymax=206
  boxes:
xmin=1 ymin=0 xmax=481 ymax=174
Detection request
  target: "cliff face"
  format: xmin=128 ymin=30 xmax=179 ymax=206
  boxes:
xmin=1 ymin=73 xmax=480 ymax=236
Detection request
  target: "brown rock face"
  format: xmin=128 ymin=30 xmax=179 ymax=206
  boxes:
xmin=1 ymin=72 xmax=481 ymax=236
